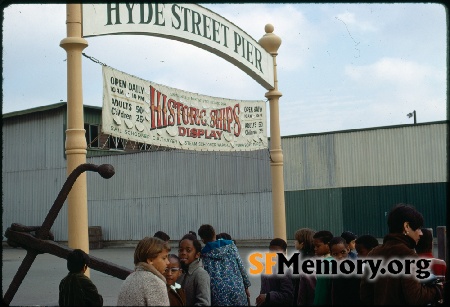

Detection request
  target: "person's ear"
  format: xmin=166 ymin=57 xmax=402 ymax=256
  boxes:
xmin=403 ymin=222 xmax=410 ymax=234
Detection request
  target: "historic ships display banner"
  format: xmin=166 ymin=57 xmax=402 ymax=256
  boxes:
xmin=102 ymin=66 xmax=268 ymax=151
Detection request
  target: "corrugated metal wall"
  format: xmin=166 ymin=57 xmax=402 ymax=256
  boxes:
xmin=2 ymin=108 xmax=69 ymax=239
xmin=2 ymin=106 xmax=274 ymax=241
xmin=283 ymin=123 xmax=447 ymax=238
xmin=84 ymin=150 xmax=273 ymax=241
xmin=2 ymin=105 xmax=446 ymax=242
xmin=283 ymin=123 xmax=446 ymax=190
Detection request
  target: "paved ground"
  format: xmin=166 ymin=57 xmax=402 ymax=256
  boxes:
xmin=2 ymin=245 xmax=265 ymax=306
xmin=3 ymin=241 xmax=442 ymax=306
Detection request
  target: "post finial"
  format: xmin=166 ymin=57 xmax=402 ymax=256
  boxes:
xmin=265 ymin=24 xmax=274 ymax=33
xmin=259 ymin=24 xmax=281 ymax=55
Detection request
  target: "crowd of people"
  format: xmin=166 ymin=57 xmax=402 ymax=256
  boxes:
xmin=58 ymin=203 xmax=446 ymax=306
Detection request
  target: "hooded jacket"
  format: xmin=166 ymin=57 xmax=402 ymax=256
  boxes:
xmin=201 ymin=239 xmax=251 ymax=306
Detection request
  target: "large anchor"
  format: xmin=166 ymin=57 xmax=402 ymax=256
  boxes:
xmin=2 ymin=163 xmax=133 ymax=306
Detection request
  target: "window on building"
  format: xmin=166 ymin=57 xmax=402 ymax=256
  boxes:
xmin=109 ymin=136 xmax=124 ymax=150
xmin=139 ymin=142 xmax=151 ymax=151
xmin=85 ymin=123 xmax=99 ymax=148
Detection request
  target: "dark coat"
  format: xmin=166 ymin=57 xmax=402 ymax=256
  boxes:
xmin=360 ymin=233 xmax=441 ymax=305
xmin=59 ymin=272 xmax=103 ymax=306
xmin=297 ymin=273 xmax=316 ymax=305
xmin=259 ymin=272 xmax=294 ymax=306
xmin=167 ymin=284 xmax=186 ymax=306
xmin=331 ymin=275 xmax=361 ymax=305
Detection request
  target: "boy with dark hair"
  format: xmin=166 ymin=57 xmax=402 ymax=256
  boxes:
xmin=59 ymin=249 xmax=103 ymax=306
xmin=197 ymin=224 xmax=251 ymax=306
xmin=355 ymin=234 xmax=379 ymax=257
xmin=328 ymin=236 xmax=362 ymax=305
xmin=341 ymin=231 xmax=358 ymax=259
xmin=255 ymin=238 xmax=294 ymax=306
xmin=313 ymin=230 xmax=333 ymax=258
xmin=312 ymin=230 xmax=333 ymax=305
xmin=154 ymin=230 xmax=171 ymax=242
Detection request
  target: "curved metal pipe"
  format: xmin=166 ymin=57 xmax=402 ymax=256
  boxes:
xmin=37 ymin=163 xmax=114 ymax=239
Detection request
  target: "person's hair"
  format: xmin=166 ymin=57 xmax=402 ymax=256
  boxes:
xmin=328 ymin=236 xmax=347 ymax=249
xmin=313 ymin=230 xmax=333 ymax=245
xmin=134 ymin=237 xmax=171 ymax=265
xmin=294 ymin=228 xmax=316 ymax=257
xmin=269 ymin=238 xmax=287 ymax=252
xmin=340 ymin=231 xmax=357 ymax=244
xmin=387 ymin=203 xmax=424 ymax=233
xmin=415 ymin=228 xmax=433 ymax=254
xmin=168 ymin=253 xmax=181 ymax=264
xmin=179 ymin=233 xmax=202 ymax=253
xmin=67 ymin=249 xmax=90 ymax=273
xmin=198 ymin=224 xmax=215 ymax=241
xmin=187 ymin=231 xmax=197 ymax=239
xmin=217 ymin=232 xmax=232 ymax=240
xmin=355 ymin=234 xmax=379 ymax=250
xmin=154 ymin=231 xmax=170 ymax=242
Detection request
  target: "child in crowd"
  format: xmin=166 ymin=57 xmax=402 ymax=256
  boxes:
xmin=164 ymin=254 xmax=186 ymax=306
xmin=198 ymin=224 xmax=251 ymax=306
xmin=293 ymin=228 xmax=316 ymax=306
xmin=328 ymin=236 xmax=362 ymax=305
xmin=415 ymin=228 xmax=447 ymax=282
xmin=154 ymin=231 xmax=171 ymax=243
xmin=341 ymin=231 xmax=358 ymax=259
xmin=255 ymin=238 xmax=294 ymax=306
xmin=117 ymin=237 xmax=170 ymax=306
xmin=216 ymin=232 xmax=232 ymax=240
xmin=216 ymin=232 xmax=237 ymax=245
xmin=177 ymin=233 xmax=211 ymax=306
xmin=312 ymin=230 xmax=333 ymax=305
xmin=355 ymin=234 xmax=379 ymax=257
xmin=59 ymin=249 xmax=103 ymax=306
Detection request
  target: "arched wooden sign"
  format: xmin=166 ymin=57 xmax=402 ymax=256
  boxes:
xmin=82 ymin=3 xmax=274 ymax=90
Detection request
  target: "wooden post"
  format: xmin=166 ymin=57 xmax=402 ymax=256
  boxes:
xmin=59 ymin=3 xmax=90 ymax=275
xmin=259 ymin=24 xmax=286 ymax=240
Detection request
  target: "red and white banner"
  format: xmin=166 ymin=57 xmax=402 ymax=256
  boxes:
xmin=102 ymin=66 xmax=268 ymax=151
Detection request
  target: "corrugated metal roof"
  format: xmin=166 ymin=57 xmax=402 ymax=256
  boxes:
xmin=282 ymin=120 xmax=448 ymax=139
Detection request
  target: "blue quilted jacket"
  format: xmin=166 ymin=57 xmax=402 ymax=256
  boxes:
xmin=201 ymin=239 xmax=251 ymax=306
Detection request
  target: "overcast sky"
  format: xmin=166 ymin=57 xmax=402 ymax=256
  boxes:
xmin=1 ymin=3 xmax=446 ymax=136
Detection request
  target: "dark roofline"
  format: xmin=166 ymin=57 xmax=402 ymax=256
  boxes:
xmin=280 ymin=120 xmax=449 ymax=139
xmin=2 ymin=102 xmax=103 ymax=119
xmin=3 ymin=102 xmax=447 ymax=137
